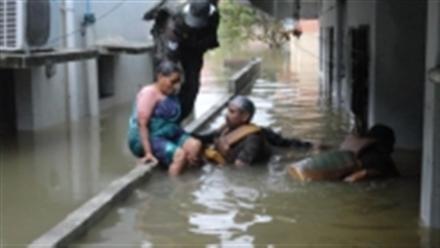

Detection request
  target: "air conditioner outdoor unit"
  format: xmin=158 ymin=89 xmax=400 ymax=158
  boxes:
xmin=0 ymin=0 xmax=55 ymax=51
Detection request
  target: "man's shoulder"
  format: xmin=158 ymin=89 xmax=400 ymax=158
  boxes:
xmin=241 ymin=131 xmax=265 ymax=144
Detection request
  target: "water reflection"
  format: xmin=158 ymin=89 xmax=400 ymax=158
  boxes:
xmin=1 ymin=49 xmax=236 ymax=245
xmin=1 ymin=118 xmax=107 ymax=244
xmin=189 ymin=168 xmax=272 ymax=245
xmin=73 ymin=45 xmax=437 ymax=247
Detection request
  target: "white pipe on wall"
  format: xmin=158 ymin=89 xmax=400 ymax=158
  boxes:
xmin=86 ymin=27 xmax=99 ymax=117
xmin=65 ymin=0 xmax=81 ymax=121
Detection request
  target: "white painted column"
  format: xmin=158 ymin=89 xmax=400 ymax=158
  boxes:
xmin=85 ymin=26 xmax=99 ymax=117
xmin=420 ymin=0 xmax=440 ymax=229
xmin=65 ymin=0 xmax=81 ymax=121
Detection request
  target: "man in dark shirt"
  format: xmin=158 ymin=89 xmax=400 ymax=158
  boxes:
xmin=144 ymin=0 xmax=220 ymax=122
xmin=196 ymin=96 xmax=270 ymax=166
xmin=196 ymin=96 xmax=314 ymax=167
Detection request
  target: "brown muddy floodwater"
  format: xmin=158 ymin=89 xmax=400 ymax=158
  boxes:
xmin=0 ymin=55 xmax=229 ymax=246
xmin=72 ymin=47 xmax=438 ymax=247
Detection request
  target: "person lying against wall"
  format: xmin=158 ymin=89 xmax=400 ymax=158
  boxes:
xmin=193 ymin=95 xmax=321 ymax=167
xmin=288 ymin=124 xmax=400 ymax=182
xmin=127 ymin=60 xmax=202 ymax=176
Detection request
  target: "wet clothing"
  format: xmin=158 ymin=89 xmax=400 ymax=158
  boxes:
xmin=357 ymin=141 xmax=399 ymax=177
xmin=144 ymin=1 xmax=220 ymax=122
xmin=127 ymin=95 xmax=190 ymax=166
xmin=224 ymin=132 xmax=270 ymax=165
xmin=288 ymin=151 xmax=359 ymax=181
xmin=196 ymin=126 xmax=313 ymax=165
xmin=290 ymin=139 xmax=399 ymax=181
xmin=196 ymin=125 xmax=271 ymax=165
xmin=260 ymin=128 xmax=313 ymax=149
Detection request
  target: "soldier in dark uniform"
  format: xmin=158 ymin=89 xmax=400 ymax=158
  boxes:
xmin=143 ymin=0 xmax=220 ymax=122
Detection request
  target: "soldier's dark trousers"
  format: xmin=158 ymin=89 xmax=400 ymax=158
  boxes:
xmin=178 ymin=51 xmax=204 ymax=122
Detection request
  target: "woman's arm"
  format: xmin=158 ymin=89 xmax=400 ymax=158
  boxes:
xmin=343 ymin=168 xmax=381 ymax=183
xmin=137 ymin=88 xmax=159 ymax=163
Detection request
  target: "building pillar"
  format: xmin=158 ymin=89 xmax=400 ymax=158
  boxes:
xmin=14 ymin=70 xmax=33 ymax=130
xmin=65 ymin=0 xmax=82 ymax=122
xmin=420 ymin=0 xmax=440 ymax=229
xmin=14 ymin=66 xmax=69 ymax=130
xmin=85 ymin=25 xmax=99 ymax=117
xmin=334 ymin=0 xmax=346 ymax=104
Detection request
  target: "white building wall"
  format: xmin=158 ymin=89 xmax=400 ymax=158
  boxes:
xmin=371 ymin=0 xmax=426 ymax=149
xmin=90 ymin=0 xmax=156 ymax=110
xmin=319 ymin=0 xmax=374 ymax=107
xmin=319 ymin=0 xmax=336 ymax=98
xmin=91 ymin=1 xmax=154 ymax=43
xmin=100 ymin=55 xmax=153 ymax=111
xmin=421 ymin=0 xmax=440 ymax=229
xmin=14 ymin=0 xmax=156 ymax=130
xmin=320 ymin=0 xmax=337 ymax=27
xmin=346 ymin=0 xmax=373 ymax=27
xmin=15 ymin=65 xmax=69 ymax=130
xmin=320 ymin=0 xmax=426 ymax=149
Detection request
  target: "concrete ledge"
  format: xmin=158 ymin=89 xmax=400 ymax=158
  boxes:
xmin=184 ymin=94 xmax=234 ymax=134
xmin=229 ymin=58 xmax=262 ymax=94
xmin=28 ymin=164 xmax=155 ymax=248
xmin=28 ymin=58 xmax=262 ymax=248
xmin=97 ymin=42 xmax=154 ymax=55
xmin=0 ymin=42 xmax=154 ymax=69
xmin=0 ymin=49 xmax=99 ymax=69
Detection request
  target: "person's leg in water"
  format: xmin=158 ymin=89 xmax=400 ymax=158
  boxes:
xmin=168 ymin=148 xmax=189 ymax=176
xmin=150 ymin=136 xmax=190 ymax=176
xmin=182 ymin=137 xmax=202 ymax=166
xmin=178 ymin=53 xmax=204 ymax=122
xmin=168 ymin=137 xmax=203 ymax=175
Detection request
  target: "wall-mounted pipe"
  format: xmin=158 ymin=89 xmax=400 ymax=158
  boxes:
xmin=65 ymin=0 xmax=81 ymax=121
xmin=83 ymin=0 xmax=96 ymax=27
xmin=83 ymin=0 xmax=99 ymax=117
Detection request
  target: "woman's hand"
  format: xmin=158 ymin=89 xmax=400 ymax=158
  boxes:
xmin=140 ymin=153 xmax=158 ymax=165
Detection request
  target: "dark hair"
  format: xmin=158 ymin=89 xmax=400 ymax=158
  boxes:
xmin=229 ymin=95 xmax=255 ymax=121
xmin=366 ymin=124 xmax=396 ymax=153
xmin=156 ymin=60 xmax=182 ymax=77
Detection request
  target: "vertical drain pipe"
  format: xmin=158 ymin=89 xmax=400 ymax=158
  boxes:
xmin=83 ymin=0 xmax=99 ymax=117
xmin=65 ymin=0 xmax=81 ymax=121
xmin=83 ymin=0 xmax=101 ymax=190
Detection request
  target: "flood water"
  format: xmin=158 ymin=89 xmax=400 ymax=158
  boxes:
xmin=0 ymin=60 xmax=228 ymax=246
xmin=72 ymin=43 xmax=439 ymax=247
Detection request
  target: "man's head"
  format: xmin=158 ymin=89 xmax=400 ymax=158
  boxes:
xmin=366 ymin=124 xmax=396 ymax=154
xmin=226 ymin=96 xmax=255 ymax=128
xmin=181 ymin=0 xmax=217 ymax=29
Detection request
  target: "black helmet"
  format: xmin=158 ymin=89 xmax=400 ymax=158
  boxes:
xmin=181 ymin=0 xmax=217 ymax=28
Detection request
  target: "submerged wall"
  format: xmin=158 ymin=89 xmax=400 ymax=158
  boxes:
xmin=371 ymin=0 xmax=426 ymax=149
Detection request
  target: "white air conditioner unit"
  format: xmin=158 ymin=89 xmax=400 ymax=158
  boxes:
xmin=0 ymin=0 xmax=58 ymax=51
